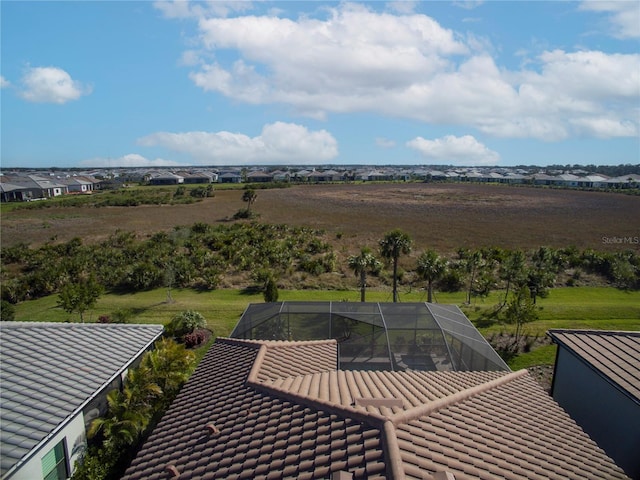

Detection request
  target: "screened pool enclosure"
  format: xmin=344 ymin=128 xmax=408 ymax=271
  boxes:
xmin=230 ymin=302 xmax=509 ymax=372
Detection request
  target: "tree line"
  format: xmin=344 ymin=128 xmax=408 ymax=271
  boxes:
xmin=1 ymin=222 xmax=638 ymax=319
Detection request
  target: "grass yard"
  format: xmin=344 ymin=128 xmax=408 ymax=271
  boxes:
xmin=13 ymin=286 xmax=639 ymax=370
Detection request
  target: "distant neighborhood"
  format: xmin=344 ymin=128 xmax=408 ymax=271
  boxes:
xmin=1 ymin=165 xmax=639 ymax=202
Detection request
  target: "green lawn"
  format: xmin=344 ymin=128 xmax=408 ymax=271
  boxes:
xmin=13 ymin=286 xmax=639 ymax=368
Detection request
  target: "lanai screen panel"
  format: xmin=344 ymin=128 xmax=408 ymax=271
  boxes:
xmin=231 ymin=303 xmax=284 ymax=339
xmin=379 ymin=303 xmax=453 ymax=371
xmin=427 ymin=304 xmax=509 ymax=371
xmin=332 ymin=302 xmax=390 ymax=371
xmin=230 ymin=302 xmax=509 ymax=372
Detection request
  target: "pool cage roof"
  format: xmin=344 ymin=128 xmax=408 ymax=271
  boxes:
xmin=230 ymin=302 xmax=509 ymax=372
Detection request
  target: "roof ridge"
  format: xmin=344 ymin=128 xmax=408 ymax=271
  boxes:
xmin=390 ymin=369 xmax=528 ymax=426
xmin=249 ymin=374 xmax=389 ymax=428
xmin=216 ymin=337 xmax=337 ymax=347
xmin=215 ymin=337 xmax=266 ymax=349
xmin=0 ymin=322 xmax=163 ymax=329
xmin=549 ymin=329 xmax=640 ymax=337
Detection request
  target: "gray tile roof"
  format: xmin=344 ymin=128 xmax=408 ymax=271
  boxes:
xmin=122 ymin=338 xmax=629 ymax=479
xmin=0 ymin=322 xmax=164 ymax=477
xmin=548 ymin=329 xmax=640 ymax=401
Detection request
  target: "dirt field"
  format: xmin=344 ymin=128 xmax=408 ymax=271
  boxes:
xmin=2 ymin=183 xmax=639 ymax=256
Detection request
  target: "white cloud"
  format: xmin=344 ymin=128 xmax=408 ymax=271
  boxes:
xmin=166 ymin=3 xmax=638 ymax=142
xmin=407 ymin=135 xmax=500 ymax=165
xmin=137 ymin=122 xmax=338 ymax=165
xmin=386 ymin=1 xmax=419 ymax=14
xmin=452 ymin=1 xmax=485 ymax=10
xmin=80 ymin=154 xmax=180 ymax=168
xmin=376 ymin=137 xmax=396 ymax=148
xmin=154 ymin=1 xmax=254 ymax=19
xmin=0 ymin=76 xmax=10 ymax=88
xmin=19 ymin=66 xmax=91 ymax=104
xmin=579 ymin=1 xmax=640 ymax=39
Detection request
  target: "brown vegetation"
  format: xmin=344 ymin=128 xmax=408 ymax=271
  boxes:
xmin=2 ymin=183 xmax=638 ymax=259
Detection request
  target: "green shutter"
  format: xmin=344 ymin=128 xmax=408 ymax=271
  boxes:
xmin=41 ymin=441 xmax=66 ymax=480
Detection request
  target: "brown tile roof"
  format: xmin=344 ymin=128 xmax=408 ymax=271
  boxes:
xmin=549 ymin=329 xmax=640 ymax=401
xmin=122 ymin=338 xmax=629 ymax=480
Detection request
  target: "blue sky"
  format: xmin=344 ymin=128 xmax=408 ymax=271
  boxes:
xmin=1 ymin=1 xmax=639 ymax=168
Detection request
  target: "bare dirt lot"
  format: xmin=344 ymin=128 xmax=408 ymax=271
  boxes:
xmin=2 ymin=183 xmax=639 ymax=256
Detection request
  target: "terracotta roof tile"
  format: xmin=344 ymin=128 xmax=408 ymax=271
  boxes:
xmin=122 ymin=339 xmax=385 ymax=480
xmin=123 ymin=338 xmax=628 ymax=480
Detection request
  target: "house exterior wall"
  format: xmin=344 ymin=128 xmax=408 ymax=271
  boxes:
xmin=9 ymin=413 xmax=86 ymax=480
xmin=552 ymin=347 xmax=640 ymax=479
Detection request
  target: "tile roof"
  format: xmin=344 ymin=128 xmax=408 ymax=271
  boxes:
xmin=548 ymin=330 xmax=640 ymax=401
xmin=122 ymin=338 xmax=629 ymax=480
xmin=0 ymin=322 xmax=164 ymax=477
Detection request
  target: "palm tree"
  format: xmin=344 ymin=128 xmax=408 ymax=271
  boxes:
xmin=379 ymin=229 xmax=412 ymax=302
xmin=242 ymin=188 xmax=257 ymax=212
xmin=348 ymin=247 xmax=381 ymax=302
xmin=142 ymin=338 xmax=195 ymax=404
xmin=416 ymin=249 xmax=447 ymax=303
xmin=88 ymin=386 xmax=155 ymax=449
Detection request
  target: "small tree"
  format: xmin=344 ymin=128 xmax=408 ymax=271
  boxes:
xmin=57 ymin=275 xmax=103 ymax=323
xmin=348 ymin=247 xmax=381 ymax=302
xmin=242 ymin=188 xmax=257 ymax=212
xmin=503 ymin=286 xmax=539 ymax=354
xmin=379 ymin=229 xmax=412 ymax=302
xmin=416 ymin=249 xmax=447 ymax=303
xmin=263 ymin=277 xmax=279 ymax=302
xmin=497 ymin=250 xmax=527 ymax=309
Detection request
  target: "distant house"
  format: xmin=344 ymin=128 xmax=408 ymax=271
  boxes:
xmin=0 ymin=175 xmax=67 ymax=202
xmin=0 ymin=322 xmax=164 ymax=480
xmin=549 ymin=329 xmax=640 ymax=480
xmin=176 ymin=171 xmax=215 ymax=184
xmin=121 ymin=337 xmax=628 ymax=480
xmin=269 ymin=170 xmax=289 ymax=182
xmin=58 ymin=175 xmax=101 ymax=193
xmin=530 ymin=173 xmax=556 ymax=186
xmin=218 ymin=172 xmax=243 ymax=183
xmin=148 ymin=172 xmax=184 ymax=185
xmin=358 ymin=169 xmax=392 ymax=181
xmin=306 ymin=170 xmax=339 ymax=182
xmin=246 ymin=170 xmax=273 ymax=183
xmin=551 ymin=173 xmax=580 ymax=187
xmin=293 ymin=169 xmax=313 ymax=181
xmin=605 ymin=174 xmax=640 ymax=189
xmin=576 ymin=175 xmax=609 ymax=188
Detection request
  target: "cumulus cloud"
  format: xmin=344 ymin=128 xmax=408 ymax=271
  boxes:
xmin=166 ymin=3 xmax=638 ymax=142
xmin=19 ymin=66 xmax=91 ymax=104
xmin=137 ymin=122 xmax=338 ymax=165
xmin=579 ymin=1 xmax=640 ymax=39
xmin=407 ymin=135 xmax=500 ymax=165
xmin=80 ymin=154 xmax=180 ymax=168
xmin=0 ymin=76 xmax=10 ymax=88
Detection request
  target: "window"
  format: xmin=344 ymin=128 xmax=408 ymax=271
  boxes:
xmin=41 ymin=440 xmax=68 ymax=480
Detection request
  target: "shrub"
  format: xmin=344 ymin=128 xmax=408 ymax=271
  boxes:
xmin=233 ymin=208 xmax=253 ymax=219
xmin=183 ymin=329 xmax=208 ymax=348
xmin=1 ymin=300 xmax=16 ymax=321
xmin=165 ymin=310 xmax=206 ymax=339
